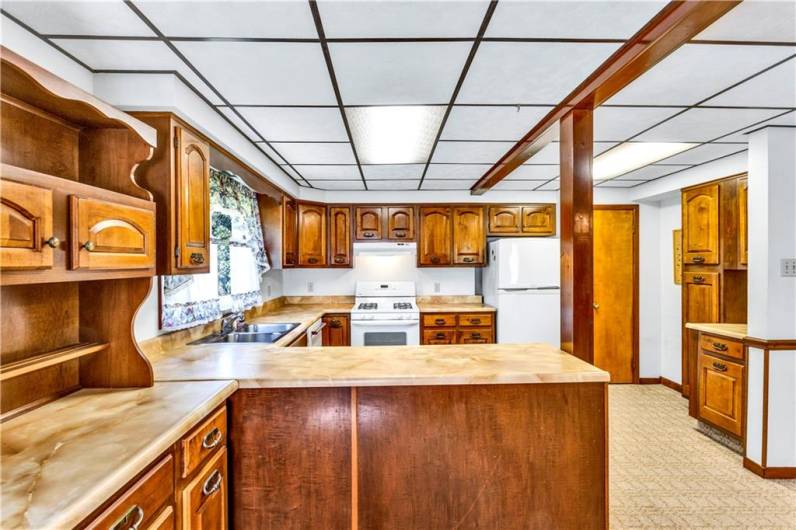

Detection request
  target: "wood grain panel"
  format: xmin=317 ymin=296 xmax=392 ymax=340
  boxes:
xmin=355 ymin=207 xmax=382 ymax=240
xmin=452 ymin=206 xmax=485 ymax=265
xmin=228 ymin=388 xmax=351 ymax=530
xmin=175 ymin=126 xmax=210 ymax=271
xmin=698 ymin=351 xmax=744 ymax=436
xmin=522 ymin=204 xmax=556 ymax=235
xmin=328 ymin=206 xmax=352 ymax=267
xmin=487 ymin=205 xmax=521 ymax=234
xmin=418 ymin=206 xmax=452 ymax=266
xmin=682 ymin=183 xmax=719 ymax=265
xmin=322 ymin=314 xmax=350 ymax=346
xmin=282 ymin=197 xmax=298 ymax=267
xmin=0 ymin=178 xmax=55 ymax=270
xmin=297 ymin=202 xmax=327 ymax=267
xmin=386 ymin=206 xmax=414 ymax=240
xmin=357 ymin=383 xmax=607 ymax=529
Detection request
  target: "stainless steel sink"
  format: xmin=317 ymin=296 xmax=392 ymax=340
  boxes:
xmin=188 ymin=322 xmax=300 ymax=345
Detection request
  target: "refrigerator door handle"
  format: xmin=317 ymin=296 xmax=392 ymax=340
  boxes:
xmin=500 ymin=286 xmax=560 ymax=291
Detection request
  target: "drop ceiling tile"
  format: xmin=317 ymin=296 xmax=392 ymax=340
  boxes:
xmin=504 ymin=165 xmax=559 ymax=181
xmin=421 ymin=179 xmax=476 ymax=190
xmin=291 ymin=165 xmax=361 ymax=180
xmin=136 ymin=1 xmax=317 ymax=38
xmin=441 ymin=106 xmax=553 ymax=141
xmin=256 ymin=142 xmax=289 ymax=165
xmin=655 ymin=142 xmax=747 ymax=165
xmin=492 ymin=180 xmax=545 ymax=191
xmin=635 ymin=108 xmax=785 ymax=142
xmin=598 ymin=179 xmax=644 ymax=187
xmin=218 ymin=108 xmax=260 ymax=141
xmin=706 ymin=57 xmax=796 ymax=108
xmin=279 ymin=164 xmax=305 ymax=182
xmin=486 ymin=1 xmax=666 ymax=39
xmin=308 ymin=180 xmax=366 ymax=190
xmin=366 ymin=180 xmax=422 ymax=190
xmin=526 ymin=142 xmax=618 ymax=164
xmin=317 ymin=0 xmax=489 ymax=38
xmin=535 ymin=179 xmax=560 ymax=191
xmin=362 ymin=165 xmax=426 ymax=180
xmin=459 ymin=42 xmax=620 ymax=104
xmin=594 ymin=106 xmax=684 ymax=142
xmin=330 ymin=42 xmax=471 ymax=105
xmin=723 ymin=110 xmax=796 ymax=142
xmin=613 ymin=165 xmax=688 ymax=181
xmin=272 ymin=142 xmax=355 ymax=164
xmin=236 ymin=107 xmax=348 ymax=142
xmin=431 ymin=141 xmax=514 ymax=163
xmin=695 ymin=1 xmax=796 ymax=43
xmin=2 ymin=1 xmax=155 ymax=36
xmin=175 ymin=42 xmax=337 ymax=105
xmin=425 ymin=164 xmax=492 ymax=180
xmin=607 ymin=44 xmax=796 ymax=106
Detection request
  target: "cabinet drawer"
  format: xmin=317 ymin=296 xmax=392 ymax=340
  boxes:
xmin=700 ymin=333 xmax=744 ymax=361
xmin=698 ymin=352 xmax=744 ymax=437
xmin=457 ymin=328 xmax=494 ymax=344
xmin=423 ymin=329 xmax=455 ymax=345
xmin=86 ymin=455 xmax=174 ymax=530
xmin=181 ymin=447 xmax=228 ymax=530
xmin=457 ymin=313 xmax=493 ymax=328
xmin=181 ymin=406 xmax=227 ymax=479
xmin=422 ymin=314 xmax=456 ymax=328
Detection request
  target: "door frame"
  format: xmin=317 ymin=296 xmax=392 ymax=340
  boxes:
xmin=593 ymin=204 xmax=640 ymax=383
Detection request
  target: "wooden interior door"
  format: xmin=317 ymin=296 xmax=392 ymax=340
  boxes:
xmin=386 ymin=207 xmax=414 ymax=240
xmin=328 ymin=206 xmax=351 ymax=267
xmin=418 ymin=206 xmax=451 ymax=266
xmin=355 ymin=207 xmax=382 ymax=240
xmin=175 ymin=125 xmax=210 ymax=271
xmin=297 ymin=202 xmax=327 ymax=266
xmin=593 ymin=206 xmax=637 ymax=383
xmin=682 ymin=183 xmax=719 ymax=265
xmin=452 ymin=206 xmax=484 ymax=265
xmin=0 ymin=179 xmax=55 ymax=269
xmin=282 ymin=197 xmax=298 ymax=267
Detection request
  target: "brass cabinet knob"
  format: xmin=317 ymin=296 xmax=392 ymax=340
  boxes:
xmin=593 ymin=303 xmax=599 ymax=310
xmin=44 ymin=236 xmax=60 ymax=248
xmin=82 ymin=241 xmax=96 ymax=252
xmin=692 ymin=256 xmax=705 ymax=263
xmin=190 ymin=252 xmax=205 ymax=265
xmin=334 ymin=256 xmax=345 ymax=264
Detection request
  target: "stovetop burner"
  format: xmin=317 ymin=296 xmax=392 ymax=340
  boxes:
xmin=393 ymin=302 xmax=413 ymax=310
xmin=357 ymin=302 xmax=378 ymax=310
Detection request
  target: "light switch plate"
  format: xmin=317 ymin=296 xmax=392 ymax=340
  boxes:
xmin=434 ymin=282 xmax=441 ymax=293
xmin=781 ymin=258 xmax=796 ymax=277
xmin=307 ymin=281 xmax=314 ymax=293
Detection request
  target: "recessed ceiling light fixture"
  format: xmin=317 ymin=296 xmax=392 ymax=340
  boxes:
xmin=593 ymin=142 xmax=697 ymax=180
xmin=346 ymin=106 xmax=446 ymax=164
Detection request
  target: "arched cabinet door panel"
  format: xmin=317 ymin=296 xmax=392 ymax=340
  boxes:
xmin=522 ymin=205 xmax=555 ymax=235
xmin=70 ymin=196 xmax=155 ymax=270
xmin=452 ymin=206 xmax=485 ymax=265
xmin=355 ymin=207 xmax=383 ymax=240
xmin=387 ymin=207 xmax=414 ymax=240
xmin=0 ymin=179 xmax=54 ymax=270
xmin=297 ymin=202 xmax=327 ymax=267
xmin=328 ymin=206 xmax=352 ymax=267
xmin=682 ymin=183 xmax=719 ymax=265
xmin=488 ymin=206 xmax=521 ymax=234
xmin=418 ymin=206 xmax=452 ymax=266
xmin=175 ymin=126 xmax=210 ymax=271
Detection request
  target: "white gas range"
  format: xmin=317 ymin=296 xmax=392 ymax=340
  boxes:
xmin=350 ymin=281 xmax=419 ymax=347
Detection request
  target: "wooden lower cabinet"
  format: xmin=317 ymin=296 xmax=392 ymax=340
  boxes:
xmin=421 ymin=312 xmax=496 ymax=345
xmin=181 ymin=448 xmax=228 ymax=530
xmin=322 ymin=314 xmax=350 ymax=346
xmin=698 ymin=350 xmax=744 ymax=437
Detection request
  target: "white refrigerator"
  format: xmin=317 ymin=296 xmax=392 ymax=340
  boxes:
xmin=482 ymin=238 xmax=561 ymax=345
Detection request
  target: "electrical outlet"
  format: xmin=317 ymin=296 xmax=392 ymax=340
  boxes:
xmin=781 ymin=258 xmax=796 ymax=277
xmin=307 ymin=281 xmax=314 ymax=293
xmin=434 ymin=282 xmax=441 ymax=293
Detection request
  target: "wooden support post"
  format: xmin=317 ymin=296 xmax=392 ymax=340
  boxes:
xmin=559 ymin=109 xmax=594 ymax=363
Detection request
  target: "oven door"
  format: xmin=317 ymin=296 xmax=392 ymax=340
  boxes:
xmin=350 ymin=320 xmax=420 ymax=347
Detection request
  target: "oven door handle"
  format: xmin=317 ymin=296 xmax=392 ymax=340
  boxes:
xmin=351 ymin=320 xmax=419 ymax=326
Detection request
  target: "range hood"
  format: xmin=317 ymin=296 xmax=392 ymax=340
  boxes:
xmin=354 ymin=242 xmax=416 ymax=256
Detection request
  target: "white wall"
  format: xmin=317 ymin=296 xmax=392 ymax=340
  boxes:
xmin=657 ymin=195 xmax=683 ymax=383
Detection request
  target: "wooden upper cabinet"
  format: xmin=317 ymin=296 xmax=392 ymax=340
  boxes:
xmin=282 ymin=197 xmax=298 ymax=267
xmin=0 ymin=179 xmax=55 ymax=270
xmin=418 ymin=206 xmax=452 ymax=266
xmin=683 ymin=271 xmax=720 ymax=324
xmin=682 ymin=183 xmax=719 ymax=265
xmin=328 ymin=206 xmax=351 ymax=267
xmin=387 ymin=207 xmax=414 ymax=240
xmin=297 ymin=202 xmax=327 ymax=267
xmin=452 ymin=206 xmax=485 ymax=265
xmin=69 ymin=196 xmax=156 ymax=270
xmin=488 ymin=206 xmax=521 ymax=234
xmin=355 ymin=207 xmax=383 ymax=240
xmin=522 ymin=204 xmax=555 ymax=235
xmin=175 ymin=126 xmax=210 ymax=272
xmin=738 ymin=177 xmax=748 ymax=266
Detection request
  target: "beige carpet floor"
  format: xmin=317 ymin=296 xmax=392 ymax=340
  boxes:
xmin=609 ymin=385 xmax=796 ymax=529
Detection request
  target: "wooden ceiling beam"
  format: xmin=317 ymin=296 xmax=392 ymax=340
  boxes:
xmin=469 ymin=0 xmax=741 ymax=195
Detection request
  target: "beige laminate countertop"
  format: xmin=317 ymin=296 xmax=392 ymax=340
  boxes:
xmin=0 ymin=380 xmax=237 ymax=530
xmin=685 ymin=323 xmax=748 ymax=341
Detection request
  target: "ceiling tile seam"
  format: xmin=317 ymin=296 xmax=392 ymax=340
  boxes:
xmin=0 ymin=10 xmax=94 ymax=71
xmin=308 ymin=0 xmax=368 ymax=190
xmin=629 ymin=148 xmax=748 ymax=189
xmin=214 ymin=102 xmax=792 ymax=111
xmin=121 ymin=0 xmax=313 ymax=188
xmin=416 ymin=0 xmax=499 ymax=190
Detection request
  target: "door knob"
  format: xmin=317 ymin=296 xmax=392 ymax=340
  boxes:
xmin=593 ymin=303 xmax=599 ymax=310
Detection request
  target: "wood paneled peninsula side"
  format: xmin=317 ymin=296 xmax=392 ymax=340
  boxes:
xmin=153 ymin=341 xmax=610 ymax=529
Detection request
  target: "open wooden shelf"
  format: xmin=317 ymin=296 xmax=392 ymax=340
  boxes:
xmin=0 ymin=342 xmax=109 ymax=382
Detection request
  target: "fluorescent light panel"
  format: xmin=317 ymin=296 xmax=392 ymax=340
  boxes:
xmin=593 ymin=142 xmax=697 ymax=180
xmin=346 ymin=106 xmax=446 ymax=164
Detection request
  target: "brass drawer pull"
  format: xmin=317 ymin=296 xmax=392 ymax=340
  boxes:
xmin=471 ymin=333 xmax=482 ymax=339
xmin=693 ymin=275 xmax=705 ymax=283
xmin=430 ymin=256 xmax=440 ymax=264
xmin=330 ymin=319 xmax=342 ymax=328
xmin=712 ymin=361 xmax=727 ymax=372
xmin=435 ymin=332 xmax=445 ymax=339
xmin=201 ymin=427 xmax=222 ymax=450
xmin=692 ymin=256 xmax=705 ymax=263
xmin=470 ymin=319 xmax=481 ymax=325
xmin=712 ymin=342 xmax=728 ymax=352
xmin=394 ymin=231 xmax=406 ymax=238
xmin=363 ymin=232 xmax=375 ymax=238
xmin=334 ymin=256 xmax=345 ymax=264
xmin=202 ymin=469 xmax=223 ymax=496
xmin=308 ymin=257 xmax=319 ymax=264
xmin=190 ymin=252 xmax=205 ymax=265
xmin=434 ymin=319 xmax=446 ymax=325
xmin=110 ymin=505 xmax=144 ymax=530
xmin=45 ymin=236 xmax=60 ymax=248
xmin=82 ymin=241 xmax=96 ymax=252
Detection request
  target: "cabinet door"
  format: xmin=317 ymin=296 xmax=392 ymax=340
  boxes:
xmin=175 ymin=126 xmax=210 ymax=271
xmin=522 ymin=204 xmax=555 ymax=235
xmin=70 ymin=196 xmax=155 ymax=270
xmin=418 ymin=206 xmax=452 ymax=266
xmin=282 ymin=197 xmax=298 ymax=267
xmin=356 ymin=207 xmax=383 ymax=240
xmin=328 ymin=207 xmax=351 ymax=267
xmin=322 ymin=314 xmax=350 ymax=346
xmin=487 ymin=206 xmax=521 ymax=234
xmin=738 ymin=177 xmax=748 ymax=266
xmin=0 ymin=179 xmax=55 ymax=270
xmin=682 ymin=184 xmax=719 ymax=265
xmin=297 ymin=203 xmax=327 ymax=266
xmin=181 ymin=447 xmax=227 ymax=530
xmin=683 ymin=272 xmax=720 ymax=323
xmin=387 ymin=207 xmax=414 ymax=240
xmin=452 ymin=206 xmax=485 ymax=265
xmin=698 ymin=352 xmax=744 ymax=436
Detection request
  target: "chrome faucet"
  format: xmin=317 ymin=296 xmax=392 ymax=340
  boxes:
xmin=220 ymin=312 xmax=245 ymax=335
